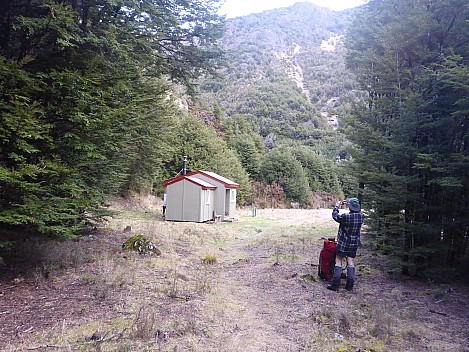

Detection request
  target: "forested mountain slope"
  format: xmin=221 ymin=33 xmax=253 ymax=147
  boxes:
xmin=193 ymin=2 xmax=362 ymax=208
xmin=200 ymin=2 xmax=359 ymax=157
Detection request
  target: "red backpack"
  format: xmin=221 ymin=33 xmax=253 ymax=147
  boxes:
xmin=318 ymin=238 xmax=337 ymax=282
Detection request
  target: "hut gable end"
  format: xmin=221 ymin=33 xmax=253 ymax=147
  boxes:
xmin=163 ymin=175 xmax=216 ymax=190
xmin=163 ymin=170 xmax=239 ymax=223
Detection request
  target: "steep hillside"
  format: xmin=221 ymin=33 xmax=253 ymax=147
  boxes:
xmin=199 ymin=2 xmax=360 ymax=159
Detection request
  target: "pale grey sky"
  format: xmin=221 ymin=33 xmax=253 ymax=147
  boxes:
xmin=219 ymin=0 xmax=367 ymax=18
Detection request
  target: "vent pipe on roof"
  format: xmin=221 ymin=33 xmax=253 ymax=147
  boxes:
xmin=183 ymin=156 xmax=187 ymax=175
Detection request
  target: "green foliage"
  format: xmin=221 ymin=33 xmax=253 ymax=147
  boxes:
xmin=168 ymin=114 xmax=252 ymax=205
xmin=231 ymin=136 xmax=262 ymax=177
xmin=118 ymin=79 xmax=177 ymax=196
xmin=293 ymin=147 xmax=343 ymax=197
xmin=260 ymin=148 xmax=310 ymax=205
xmin=0 ymin=0 xmax=226 ymax=238
xmin=200 ymin=2 xmax=355 ymax=159
xmin=0 ymin=240 xmax=14 ymax=250
xmin=232 ymin=80 xmax=322 ymax=140
xmin=223 ymin=114 xmax=264 ymax=177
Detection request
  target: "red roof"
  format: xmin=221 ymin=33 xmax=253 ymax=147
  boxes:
xmin=163 ymin=170 xmax=240 ymax=189
xmin=163 ymin=175 xmax=216 ymax=190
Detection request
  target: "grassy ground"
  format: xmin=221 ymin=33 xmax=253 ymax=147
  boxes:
xmin=1 ymin=205 xmax=468 ymax=351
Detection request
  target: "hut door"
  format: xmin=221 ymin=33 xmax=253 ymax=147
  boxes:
xmin=225 ymin=189 xmax=230 ymax=216
xmin=204 ymin=189 xmax=211 ymax=220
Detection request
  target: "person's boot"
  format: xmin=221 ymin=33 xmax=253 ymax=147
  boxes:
xmin=345 ymin=265 xmax=355 ymax=291
xmin=327 ymin=265 xmax=342 ymax=292
xmin=327 ymin=277 xmax=340 ymax=291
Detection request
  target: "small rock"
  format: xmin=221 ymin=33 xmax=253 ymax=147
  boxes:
xmin=124 ymin=226 xmax=132 ymax=232
xmin=334 ymin=333 xmax=344 ymax=341
xmin=90 ymin=331 xmax=103 ymax=341
xmin=156 ymin=329 xmax=169 ymax=342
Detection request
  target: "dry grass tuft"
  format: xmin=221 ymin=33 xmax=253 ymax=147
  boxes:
xmin=202 ymin=253 xmax=218 ymax=264
xmin=369 ymin=304 xmax=396 ymax=339
xmin=132 ymin=305 xmax=157 ymax=340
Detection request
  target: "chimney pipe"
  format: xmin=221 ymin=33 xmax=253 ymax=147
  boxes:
xmin=183 ymin=156 xmax=187 ymax=175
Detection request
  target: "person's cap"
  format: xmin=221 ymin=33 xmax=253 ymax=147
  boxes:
xmin=346 ymin=197 xmax=361 ymax=212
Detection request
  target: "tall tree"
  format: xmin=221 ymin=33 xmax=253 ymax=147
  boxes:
xmin=223 ymin=114 xmax=264 ymax=177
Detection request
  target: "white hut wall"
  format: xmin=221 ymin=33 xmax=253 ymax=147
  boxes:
xmin=165 ymin=182 xmax=184 ymax=221
xmin=181 ymin=180 xmax=204 ymax=222
xmin=166 ymin=180 xmax=203 ymax=222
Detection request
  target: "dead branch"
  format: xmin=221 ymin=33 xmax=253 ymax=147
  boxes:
xmin=27 ymin=344 xmax=65 ymax=350
xmin=26 ymin=327 xmax=130 ymax=351
xmin=429 ymin=309 xmax=448 ymax=316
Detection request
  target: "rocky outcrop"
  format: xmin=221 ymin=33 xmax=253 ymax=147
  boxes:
xmin=320 ymin=34 xmax=344 ymax=52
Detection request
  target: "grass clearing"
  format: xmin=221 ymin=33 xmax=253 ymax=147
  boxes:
xmin=1 ymin=207 xmax=468 ymax=351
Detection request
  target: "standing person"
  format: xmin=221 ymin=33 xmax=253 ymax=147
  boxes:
xmin=327 ymin=197 xmax=364 ymax=292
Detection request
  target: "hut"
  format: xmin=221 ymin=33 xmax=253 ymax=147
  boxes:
xmin=163 ymin=170 xmax=240 ymax=222
xmin=163 ymin=175 xmax=216 ymax=222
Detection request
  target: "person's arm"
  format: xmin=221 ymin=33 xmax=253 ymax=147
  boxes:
xmin=332 ymin=201 xmax=343 ymax=224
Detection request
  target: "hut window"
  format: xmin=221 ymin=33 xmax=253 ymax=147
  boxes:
xmin=230 ymin=189 xmax=236 ymax=202
xmin=205 ymin=190 xmax=210 ymax=205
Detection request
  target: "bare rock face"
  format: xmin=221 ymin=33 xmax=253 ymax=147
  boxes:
xmin=273 ymin=43 xmax=311 ymax=101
